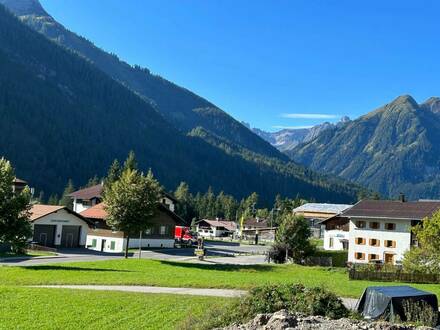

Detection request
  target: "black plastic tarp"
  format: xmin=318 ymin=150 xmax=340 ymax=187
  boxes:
xmin=356 ymin=286 xmax=438 ymax=322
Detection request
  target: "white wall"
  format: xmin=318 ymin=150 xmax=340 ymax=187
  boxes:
xmin=323 ymin=229 xmax=348 ymax=251
xmin=348 ymin=218 xmax=411 ymax=264
xmin=73 ymin=198 xmax=89 ymax=214
xmin=32 ymin=209 xmax=89 ymax=246
xmin=86 ymin=236 xmax=174 ymax=253
xmin=162 ymin=197 xmax=175 ymax=212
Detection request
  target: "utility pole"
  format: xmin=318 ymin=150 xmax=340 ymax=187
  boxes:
xmin=138 ymin=230 xmax=142 ymax=259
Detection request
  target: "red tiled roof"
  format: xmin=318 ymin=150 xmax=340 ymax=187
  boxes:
xmin=343 ymin=200 xmax=440 ymax=220
xmin=69 ymin=184 xmax=103 ymax=200
xmin=29 ymin=204 xmax=65 ymax=221
xmin=80 ymin=203 xmax=107 ymax=219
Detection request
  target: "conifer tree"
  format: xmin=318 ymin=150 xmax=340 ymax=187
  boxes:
xmin=59 ymin=179 xmax=75 ymax=209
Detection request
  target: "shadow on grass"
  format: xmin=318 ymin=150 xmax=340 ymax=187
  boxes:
xmin=159 ymin=260 xmax=275 ymax=272
xmin=22 ymin=265 xmax=133 ymax=272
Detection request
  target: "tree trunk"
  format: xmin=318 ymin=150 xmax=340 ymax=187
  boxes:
xmin=125 ymin=235 xmax=130 ymax=259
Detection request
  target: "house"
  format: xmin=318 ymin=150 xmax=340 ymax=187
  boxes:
xmin=12 ymin=178 xmax=27 ymax=194
xmin=69 ymin=183 xmax=178 ymax=213
xmin=293 ymin=203 xmax=353 ymax=237
xmin=320 ymin=215 xmax=350 ymax=251
xmin=29 ymin=204 xmax=93 ymax=248
xmin=241 ymin=217 xmax=276 ymax=242
xmin=196 ymin=219 xmax=237 ymax=238
xmin=345 ymin=199 xmax=440 ymax=265
xmin=69 ymin=184 xmax=103 ymax=213
xmin=81 ymin=202 xmax=185 ymax=252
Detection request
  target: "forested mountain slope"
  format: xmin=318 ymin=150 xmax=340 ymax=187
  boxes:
xmin=0 ymin=0 xmax=281 ymax=160
xmin=291 ymin=95 xmax=440 ymax=199
xmin=0 ymin=3 xmax=360 ymax=204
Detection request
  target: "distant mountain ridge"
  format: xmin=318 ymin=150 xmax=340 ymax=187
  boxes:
xmin=0 ymin=1 xmax=361 ymax=204
xmin=251 ymin=117 xmax=350 ymax=152
xmin=291 ymin=95 xmax=440 ymax=200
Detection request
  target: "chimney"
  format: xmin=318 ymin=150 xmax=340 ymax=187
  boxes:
xmin=399 ymin=193 xmax=406 ymax=203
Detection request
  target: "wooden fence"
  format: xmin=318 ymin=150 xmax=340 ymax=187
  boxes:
xmin=349 ymin=268 xmax=440 ymax=284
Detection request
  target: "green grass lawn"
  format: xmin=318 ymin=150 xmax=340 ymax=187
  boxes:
xmin=0 ymin=286 xmax=231 ymax=330
xmin=0 ymin=250 xmax=56 ymax=258
xmin=2 ymin=259 xmax=440 ymax=298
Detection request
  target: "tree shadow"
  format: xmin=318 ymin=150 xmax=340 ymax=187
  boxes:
xmin=22 ymin=265 xmax=133 ymax=272
xmin=159 ymin=260 xmax=275 ymax=272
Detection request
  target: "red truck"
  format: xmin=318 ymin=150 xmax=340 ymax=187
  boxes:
xmin=175 ymin=226 xmax=197 ymax=246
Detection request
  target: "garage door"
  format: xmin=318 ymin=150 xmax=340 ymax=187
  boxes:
xmin=33 ymin=225 xmax=56 ymax=247
xmin=61 ymin=225 xmax=81 ymax=248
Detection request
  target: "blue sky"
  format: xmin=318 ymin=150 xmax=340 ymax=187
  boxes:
xmin=41 ymin=0 xmax=440 ymax=131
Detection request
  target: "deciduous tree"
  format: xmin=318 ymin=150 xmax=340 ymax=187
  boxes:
xmin=104 ymin=168 xmax=161 ymax=258
xmin=0 ymin=158 xmax=32 ymax=253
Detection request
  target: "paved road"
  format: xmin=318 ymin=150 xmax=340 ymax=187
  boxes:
xmin=30 ymin=285 xmax=359 ymax=310
xmin=0 ymin=241 xmax=269 ymax=266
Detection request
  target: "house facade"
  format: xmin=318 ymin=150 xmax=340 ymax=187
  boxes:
xmin=345 ymin=199 xmax=440 ymax=265
xmin=81 ymin=203 xmax=184 ymax=252
xmin=29 ymin=205 xmax=92 ymax=248
xmin=293 ymin=203 xmax=352 ymax=238
xmin=320 ymin=215 xmax=350 ymax=251
xmin=69 ymin=184 xmax=103 ymax=213
xmin=196 ymin=219 xmax=237 ymax=238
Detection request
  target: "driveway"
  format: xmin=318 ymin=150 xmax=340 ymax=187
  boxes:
xmin=0 ymin=242 xmax=270 ymax=266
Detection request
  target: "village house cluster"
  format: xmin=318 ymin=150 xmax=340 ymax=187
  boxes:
xmin=14 ymin=178 xmax=440 ymax=264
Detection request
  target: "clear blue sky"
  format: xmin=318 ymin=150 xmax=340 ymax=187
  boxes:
xmin=41 ymin=0 xmax=440 ymax=131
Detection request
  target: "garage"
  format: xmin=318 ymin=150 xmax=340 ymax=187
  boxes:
xmin=61 ymin=225 xmax=81 ymax=248
xmin=33 ymin=224 xmax=56 ymax=247
xmin=29 ymin=205 xmax=92 ymax=248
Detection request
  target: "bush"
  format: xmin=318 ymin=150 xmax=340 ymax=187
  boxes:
xmin=313 ymin=250 xmax=348 ymax=267
xmin=267 ymin=243 xmax=287 ymax=264
xmin=402 ymin=299 xmax=438 ymax=327
xmin=181 ymin=284 xmax=349 ymax=329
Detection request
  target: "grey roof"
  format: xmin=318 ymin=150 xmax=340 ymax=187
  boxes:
xmin=293 ymin=203 xmax=352 ymax=214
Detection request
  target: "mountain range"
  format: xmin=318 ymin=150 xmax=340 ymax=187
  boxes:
xmin=250 ymin=117 xmax=350 ymax=152
xmin=291 ymin=95 xmax=440 ymax=200
xmin=0 ymin=0 xmax=360 ymax=204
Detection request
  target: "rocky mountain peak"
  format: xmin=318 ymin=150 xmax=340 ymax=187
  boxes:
xmin=389 ymin=94 xmax=418 ymax=108
xmin=422 ymin=96 xmax=440 ymax=114
xmin=0 ymin=0 xmax=48 ymax=16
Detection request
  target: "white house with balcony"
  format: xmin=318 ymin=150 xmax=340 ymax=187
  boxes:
xmin=345 ymin=199 xmax=440 ymax=265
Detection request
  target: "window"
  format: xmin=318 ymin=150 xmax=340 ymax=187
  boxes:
xmin=369 ymin=238 xmax=380 ymax=247
xmin=110 ymin=241 xmax=116 ymax=250
xmin=160 ymin=225 xmax=166 ymax=235
xmin=354 ymin=252 xmax=365 ymax=260
xmin=385 ymin=223 xmax=396 ymax=230
xmin=369 ymin=222 xmax=380 ymax=229
xmin=145 ymin=228 xmax=151 ymax=235
xmin=91 ymin=239 xmax=97 ymax=248
xmin=355 ymin=237 xmax=366 ymax=245
xmin=384 ymin=240 xmax=396 ymax=248
xmin=368 ymin=254 xmax=379 ymax=261
xmin=329 ymin=237 xmax=334 ymax=248
xmin=355 ymin=221 xmax=366 ymax=229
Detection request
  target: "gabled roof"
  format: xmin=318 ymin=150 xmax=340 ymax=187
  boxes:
xmin=198 ymin=219 xmax=237 ymax=231
xmin=68 ymin=184 xmax=103 ymax=200
xmin=163 ymin=192 xmax=178 ymax=203
xmin=244 ymin=218 xmax=270 ymax=228
xmin=80 ymin=202 xmax=185 ymax=225
xmin=29 ymin=204 xmax=93 ymax=226
xmin=13 ymin=178 xmax=27 ymax=185
xmin=293 ymin=203 xmax=353 ymax=214
xmin=342 ymin=200 xmax=440 ymax=220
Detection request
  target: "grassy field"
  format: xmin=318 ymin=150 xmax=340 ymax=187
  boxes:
xmin=2 ymin=259 xmax=440 ymax=298
xmin=0 ymin=286 xmax=230 ymax=330
xmin=0 ymin=250 xmax=56 ymax=258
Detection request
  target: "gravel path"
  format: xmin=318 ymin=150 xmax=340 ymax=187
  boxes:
xmin=30 ymin=285 xmax=359 ymax=309
xmin=31 ymin=285 xmax=247 ymax=298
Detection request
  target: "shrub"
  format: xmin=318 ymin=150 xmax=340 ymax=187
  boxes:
xmin=313 ymin=250 xmax=348 ymax=267
xmin=402 ymin=299 xmax=438 ymax=327
xmin=181 ymin=284 xmax=350 ymax=329
xmin=266 ymin=243 xmax=288 ymax=264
